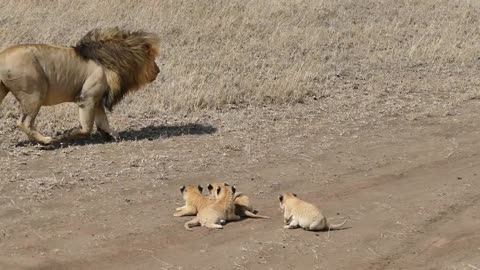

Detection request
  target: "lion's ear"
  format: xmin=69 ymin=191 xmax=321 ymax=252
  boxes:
xmin=232 ymin=185 xmax=236 ymax=194
xmin=216 ymin=186 xmax=221 ymax=195
xmin=279 ymin=195 xmax=284 ymax=202
xmin=142 ymin=43 xmax=151 ymax=51
xmin=180 ymin=186 xmax=185 ymax=193
xmin=197 ymin=185 xmax=203 ymax=193
xmin=292 ymin=193 xmax=298 ymax=197
xmin=143 ymin=43 xmax=158 ymax=57
xmin=207 ymin=184 xmax=213 ymax=191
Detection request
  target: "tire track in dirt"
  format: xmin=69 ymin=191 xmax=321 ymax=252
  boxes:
xmin=360 ymin=156 xmax=480 ymax=270
xmin=366 ymin=194 xmax=480 ymax=270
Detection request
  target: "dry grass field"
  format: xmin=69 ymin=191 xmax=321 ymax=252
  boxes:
xmin=1 ymin=0 xmax=480 ymax=269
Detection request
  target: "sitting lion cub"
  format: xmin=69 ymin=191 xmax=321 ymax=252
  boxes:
xmin=174 ymin=185 xmax=214 ymax=217
xmin=279 ymin=192 xmax=347 ymax=231
xmin=184 ymin=183 xmax=239 ymax=230
xmin=207 ymin=182 xmax=270 ymax=219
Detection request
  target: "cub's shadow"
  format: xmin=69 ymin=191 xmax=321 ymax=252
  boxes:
xmin=277 ymin=225 xmax=351 ymax=233
xmin=16 ymin=123 xmax=217 ymax=150
xmin=309 ymin=226 xmax=351 ymax=232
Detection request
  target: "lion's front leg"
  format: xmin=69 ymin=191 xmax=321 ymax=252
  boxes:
xmin=52 ymin=70 xmax=106 ymax=143
xmin=52 ymin=99 xmax=96 ymax=142
xmin=95 ymin=104 xmax=119 ymax=141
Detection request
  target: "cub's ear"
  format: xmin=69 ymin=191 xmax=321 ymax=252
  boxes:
xmin=292 ymin=193 xmax=298 ymax=197
xmin=207 ymin=184 xmax=213 ymax=191
xmin=279 ymin=195 xmax=284 ymax=202
xmin=232 ymin=185 xmax=236 ymax=194
xmin=197 ymin=185 xmax=203 ymax=192
xmin=216 ymin=186 xmax=221 ymax=195
xmin=180 ymin=186 xmax=186 ymax=193
xmin=224 ymin=182 xmax=229 ymax=186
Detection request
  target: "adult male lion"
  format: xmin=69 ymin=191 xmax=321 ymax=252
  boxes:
xmin=0 ymin=27 xmax=160 ymax=145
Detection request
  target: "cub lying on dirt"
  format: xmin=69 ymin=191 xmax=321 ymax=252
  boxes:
xmin=174 ymin=185 xmax=214 ymax=217
xmin=279 ymin=192 xmax=347 ymax=231
xmin=184 ymin=183 xmax=238 ymax=230
xmin=207 ymin=182 xmax=270 ymax=219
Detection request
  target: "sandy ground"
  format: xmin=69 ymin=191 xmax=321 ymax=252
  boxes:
xmin=0 ymin=99 xmax=479 ymax=270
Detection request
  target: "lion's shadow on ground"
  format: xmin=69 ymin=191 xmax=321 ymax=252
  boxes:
xmin=16 ymin=123 xmax=217 ymax=150
xmin=119 ymin=123 xmax=217 ymax=141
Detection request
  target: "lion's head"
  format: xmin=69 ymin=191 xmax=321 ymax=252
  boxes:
xmin=73 ymin=27 xmax=160 ymax=111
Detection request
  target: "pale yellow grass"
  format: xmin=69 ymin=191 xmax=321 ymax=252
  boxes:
xmin=0 ymin=0 xmax=479 ymax=139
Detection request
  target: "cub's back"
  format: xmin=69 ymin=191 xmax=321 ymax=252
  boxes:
xmin=292 ymin=199 xmax=321 ymax=218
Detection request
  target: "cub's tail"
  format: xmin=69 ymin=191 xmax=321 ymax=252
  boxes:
xmin=184 ymin=218 xmax=200 ymax=231
xmin=327 ymin=218 xmax=348 ymax=229
xmin=243 ymin=210 xmax=270 ymax=219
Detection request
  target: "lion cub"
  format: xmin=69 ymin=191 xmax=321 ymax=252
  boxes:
xmin=279 ymin=192 xmax=347 ymax=231
xmin=184 ymin=183 xmax=239 ymax=230
xmin=174 ymin=185 xmax=214 ymax=217
xmin=207 ymin=182 xmax=270 ymax=219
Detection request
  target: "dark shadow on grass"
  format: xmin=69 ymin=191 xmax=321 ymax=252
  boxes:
xmin=15 ymin=123 xmax=217 ymax=150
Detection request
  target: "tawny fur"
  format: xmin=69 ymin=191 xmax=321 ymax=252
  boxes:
xmin=279 ymin=192 xmax=347 ymax=231
xmin=184 ymin=184 xmax=239 ymax=231
xmin=207 ymin=182 xmax=270 ymax=219
xmin=0 ymin=27 xmax=160 ymax=145
xmin=174 ymin=185 xmax=214 ymax=217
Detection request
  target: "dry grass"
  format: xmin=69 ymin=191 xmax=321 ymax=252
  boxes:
xmin=1 ymin=0 xmax=480 ymax=140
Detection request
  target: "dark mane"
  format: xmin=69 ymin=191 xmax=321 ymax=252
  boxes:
xmin=73 ymin=27 xmax=160 ymax=111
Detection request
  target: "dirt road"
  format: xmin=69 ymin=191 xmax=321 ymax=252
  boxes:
xmin=0 ymin=101 xmax=479 ymax=270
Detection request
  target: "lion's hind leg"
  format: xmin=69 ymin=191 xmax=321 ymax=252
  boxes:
xmin=2 ymin=68 xmax=52 ymax=145
xmin=17 ymin=106 xmax=52 ymax=145
xmin=13 ymin=90 xmax=52 ymax=145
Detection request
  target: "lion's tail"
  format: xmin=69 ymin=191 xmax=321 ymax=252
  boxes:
xmin=0 ymin=81 xmax=9 ymax=105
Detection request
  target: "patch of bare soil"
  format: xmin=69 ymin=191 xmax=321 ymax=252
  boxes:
xmin=1 ymin=99 xmax=480 ymax=270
